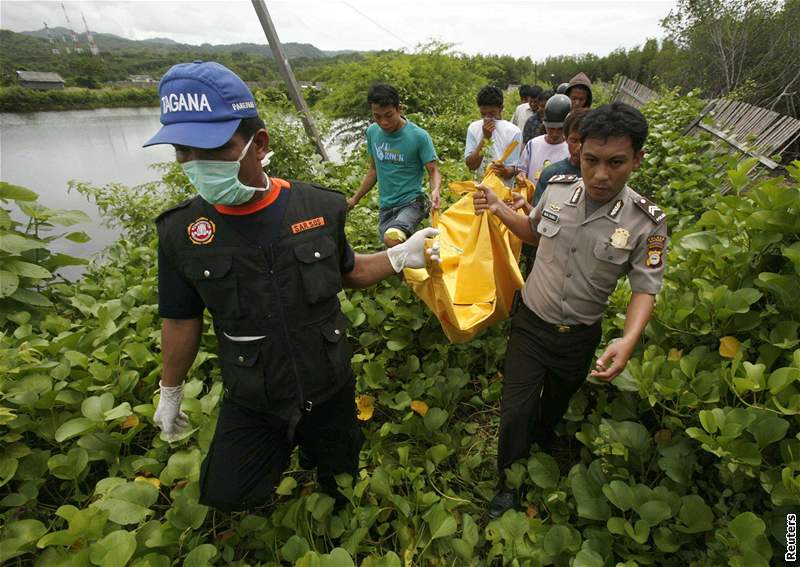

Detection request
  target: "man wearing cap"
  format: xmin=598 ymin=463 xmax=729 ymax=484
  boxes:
xmin=515 ymin=94 xmax=572 ymax=185
xmin=473 ymin=103 xmax=668 ymax=518
xmin=146 ymin=61 xmax=439 ymax=512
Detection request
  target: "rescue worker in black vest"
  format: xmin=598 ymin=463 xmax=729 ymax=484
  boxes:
xmin=144 ymin=61 xmax=439 ymax=512
xmin=473 ymin=103 xmax=668 ymax=518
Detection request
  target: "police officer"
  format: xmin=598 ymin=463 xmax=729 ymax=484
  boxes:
xmin=145 ymin=61 xmax=438 ymax=512
xmin=473 ymin=102 xmax=667 ymax=518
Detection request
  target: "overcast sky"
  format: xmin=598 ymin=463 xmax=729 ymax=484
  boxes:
xmin=0 ymin=0 xmax=677 ymax=59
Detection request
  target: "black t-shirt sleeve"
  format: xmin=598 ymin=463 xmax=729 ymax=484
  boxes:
xmin=157 ymin=242 xmax=205 ymax=319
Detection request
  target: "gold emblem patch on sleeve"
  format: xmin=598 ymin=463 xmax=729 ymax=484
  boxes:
xmin=646 ymin=234 xmax=667 ymax=268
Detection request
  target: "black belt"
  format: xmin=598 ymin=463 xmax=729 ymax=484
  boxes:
xmin=526 ymin=306 xmax=598 ymax=334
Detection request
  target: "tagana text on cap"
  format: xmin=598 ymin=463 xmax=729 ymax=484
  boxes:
xmin=143 ymin=61 xmax=258 ymax=149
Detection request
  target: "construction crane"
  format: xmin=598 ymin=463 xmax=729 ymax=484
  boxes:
xmin=81 ymin=11 xmax=100 ymax=55
xmin=43 ymin=22 xmax=60 ymax=55
xmin=60 ymin=2 xmax=82 ymax=53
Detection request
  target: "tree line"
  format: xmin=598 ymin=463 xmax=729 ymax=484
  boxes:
xmin=2 ymin=0 xmax=797 ymax=117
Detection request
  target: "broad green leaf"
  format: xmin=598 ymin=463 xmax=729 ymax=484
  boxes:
xmin=573 ymin=549 xmax=604 ymax=567
xmin=89 ymin=529 xmax=137 ymax=567
xmin=48 ymin=209 xmax=92 ymax=226
xmin=527 ymin=452 xmax=559 ymax=489
xmin=275 ymin=476 xmax=297 ymax=496
xmin=47 ymin=448 xmax=89 ymax=480
xmin=425 ymin=503 xmax=457 ymax=540
xmin=423 ymin=407 xmax=448 ymax=431
xmin=0 ymin=270 xmax=19 ymax=297
xmin=2 ymin=259 xmax=51 ymax=279
xmin=624 ymin=519 xmax=650 ymax=544
xmin=54 ymin=417 xmax=96 ymax=442
xmin=0 ymin=181 xmax=38 ymax=201
xmin=94 ymin=498 xmax=153 ymax=525
xmin=131 ymin=553 xmax=172 ymax=567
xmin=769 ymin=367 xmax=800 ymax=395
xmin=728 ymin=511 xmax=765 ymax=543
xmin=677 ymin=495 xmax=713 ymax=533
xmin=159 ymin=449 xmax=202 ymax=485
xmin=183 ymin=543 xmax=218 ymax=567
xmin=0 ymin=456 xmax=19 ymax=488
xmin=749 ymin=413 xmax=789 ymax=448
xmin=64 ymin=231 xmax=92 ymax=243
xmin=123 ymin=342 xmax=153 ymax=366
xmin=543 ymin=524 xmax=579 ymax=555
xmin=0 ymin=234 xmax=46 ymax=253
xmin=498 ymin=510 xmax=529 ymax=541
xmin=104 ymin=402 xmax=133 ymax=421
xmin=82 ymin=393 xmax=115 ymax=421
xmin=0 ymin=518 xmax=47 ymax=560
xmin=636 ymin=500 xmax=673 ymax=526
xmin=602 ymin=480 xmax=634 ymax=511
xmin=10 ymin=287 xmax=52 ymax=306
xmin=428 ymin=444 xmax=451 ymax=465
xmin=653 ymin=526 xmax=681 ymax=552
xmin=44 ymin=252 xmax=89 ymax=268
xmin=462 ymin=513 xmax=479 ymax=546
xmin=281 ymin=535 xmax=310 ymax=563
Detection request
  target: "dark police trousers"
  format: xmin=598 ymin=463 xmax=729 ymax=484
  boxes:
xmin=199 ymin=381 xmax=363 ymax=512
xmin=497 ymin=304 xmax=601 ymax=483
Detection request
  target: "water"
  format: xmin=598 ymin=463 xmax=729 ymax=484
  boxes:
xmin=0 ymin=108 xmax=353 ymax=270
xmin=0 ymin=107 xmax=174 ymax=263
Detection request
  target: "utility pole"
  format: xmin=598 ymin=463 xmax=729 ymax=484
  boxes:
xmin=251 ymin=0 xmax=329 ymax=161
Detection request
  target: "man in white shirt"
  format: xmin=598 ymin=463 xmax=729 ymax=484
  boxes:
xmin=510 ymin=85 xmax=542 ymax=130
xmin=464 ymin=86 xmax=522 ymax=187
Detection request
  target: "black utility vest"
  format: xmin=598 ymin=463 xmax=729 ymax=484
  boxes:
xmin=156 ymin=181 xmax=353 ymax=420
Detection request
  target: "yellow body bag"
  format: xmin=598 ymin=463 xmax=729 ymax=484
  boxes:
xmin=404 ymin=150 xmax=535 ymax=343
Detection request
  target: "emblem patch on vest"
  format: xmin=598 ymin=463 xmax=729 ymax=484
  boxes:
xmin=187 ymin=217 xmax=216 ymax=245
xmin=646 ymin=234 xmax=667 ymax=268
xmin=291 ymin=216 xmax=326 ymax=234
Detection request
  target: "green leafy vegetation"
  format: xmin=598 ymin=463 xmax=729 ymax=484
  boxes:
xmin=1 ymin=65 xmax=799 ymax=567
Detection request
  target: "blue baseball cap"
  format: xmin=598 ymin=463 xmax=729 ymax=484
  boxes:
xmin=143 ymin=61 xmax=259 ymax=149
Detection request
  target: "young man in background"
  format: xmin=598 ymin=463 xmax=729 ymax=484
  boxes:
xmin=348 ymin=84 xmax=441 ymax=248
xmin=464 ymin=85 xmax=522 ymax=187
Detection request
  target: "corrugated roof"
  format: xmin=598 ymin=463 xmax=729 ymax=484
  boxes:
xmin=16 ymin=71 xmax=66 ymax=83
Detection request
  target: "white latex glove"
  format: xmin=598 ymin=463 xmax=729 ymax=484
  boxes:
xmin=153 ymin=381 xmax=189 ymax=440
xmin=386 ymin=227 xmax=440 ymax=272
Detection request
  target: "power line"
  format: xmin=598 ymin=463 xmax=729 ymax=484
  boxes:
xmin=340 ymin=1 xmax=412 ymax=48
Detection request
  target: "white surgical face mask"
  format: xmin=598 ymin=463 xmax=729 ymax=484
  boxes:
xmin=181 ymin=135 xmax=267 ymax=206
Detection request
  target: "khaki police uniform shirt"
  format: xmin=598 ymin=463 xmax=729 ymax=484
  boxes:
xmin=521 ymin=178 xmax=668 ymax=326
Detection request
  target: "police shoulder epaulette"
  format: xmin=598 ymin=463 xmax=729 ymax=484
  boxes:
xmin=549 ymin=174 xmax=579 ymax=184
xmin=155 ymin=197 xmax=194 ymax=223
xmin=633 ymin=195 xmax=667 ymax=224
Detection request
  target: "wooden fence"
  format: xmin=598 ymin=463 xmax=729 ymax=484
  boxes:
xmin=683 ymin=98 xmax=800 ymax=171
xmin=612 ymin=76 xmax=658 ymax=109
xmin=612 ymin=76 xmax=800 ymax=181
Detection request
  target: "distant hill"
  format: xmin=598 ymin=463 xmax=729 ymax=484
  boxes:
xmin=19 ymin=27 xmax=350 ymax=59
xmin=0 ymin=27 xmax=363 ymax=88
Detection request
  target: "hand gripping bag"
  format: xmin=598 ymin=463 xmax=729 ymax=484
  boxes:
xmin=404 ymin=143 xmax=534 ymax=343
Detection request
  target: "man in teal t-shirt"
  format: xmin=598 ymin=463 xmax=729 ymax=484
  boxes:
xmin=347 ymin=84 xmax=441 ymax=248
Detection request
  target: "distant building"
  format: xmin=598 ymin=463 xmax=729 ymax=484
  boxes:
xmin=16 ymin=71 xmax=66 ymax=90
xmin=127 ymin=74 xmax=156 ymax=83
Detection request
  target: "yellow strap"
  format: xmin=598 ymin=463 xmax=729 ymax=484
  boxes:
xmin=431 ymin=209 xmax=439 ymax=228
xmin=498 ymin=140 xmax=519 ymax=164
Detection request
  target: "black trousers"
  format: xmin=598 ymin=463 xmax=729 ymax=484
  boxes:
xmin=497 ymin=305 xmax=602 ymax=482
xmin=199 ymin=381 xmax=363 ymax=512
